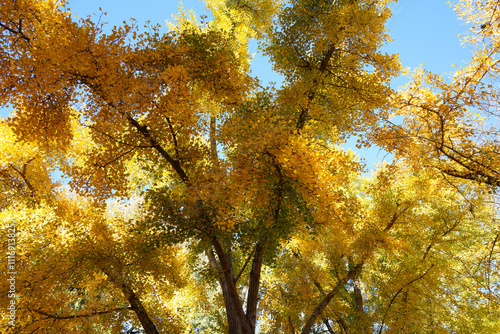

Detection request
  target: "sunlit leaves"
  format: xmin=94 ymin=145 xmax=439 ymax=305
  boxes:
xmin=371 ymin=0 xmax=500 ymax=189
xmin=1 ymin=0 xmax=499 ymax=333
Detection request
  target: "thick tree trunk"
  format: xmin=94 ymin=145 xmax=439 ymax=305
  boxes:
xmin=337 ymin=317 xmax=350 ymax=334
xmin=353 ymin=278 xmax=364 ymax=314
xmin=288 ymin=316 xmax=296 ymax=334
xmin=208 ymin=250 xmax=243 ymax=334
xmin=209 ymin=240 xmax=265 ymax=334
xmin=246 ymin=243 xmax=264 ymax=330
xmin=222 ymin=281 xmax=244 ymax=334
xmin=211 ymin=238 xmax=254 ymax=334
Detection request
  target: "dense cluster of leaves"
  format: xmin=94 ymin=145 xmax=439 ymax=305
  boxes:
xmin=0 ymin=0 xmax=499 ymax=333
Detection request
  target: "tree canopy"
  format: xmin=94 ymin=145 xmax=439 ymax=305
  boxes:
xmin=0 ymin=0 xmax=499 ymax=333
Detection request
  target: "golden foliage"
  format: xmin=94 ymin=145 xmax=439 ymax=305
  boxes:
xmin=0 ymin=0 xmax=499 ymax=333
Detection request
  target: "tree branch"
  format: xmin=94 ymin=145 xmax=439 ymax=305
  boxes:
xmin=30 ymin=306 xmax=131 ymax=320
xmin=9 ymin=157 xmax=36 ymax=196
xmin=124 ymin=111 xmax=190 ymax=185
xmin=165 ymin=115 xmax=180 ymax=159
xmin=246 ymin=243 xmax=264 ymax=330
xmin=235 ymin=248 xmax=254 ymax=284
xmin=211 ymin=237 xmax=253 ymax=333
xmin=301 ymin=262 xmax=363 ymax=334
xmin=0 ymin=19 xmax=31 ymax=43
xmin=323 ymin=319 xmax=337 ymax=334
xmin=101 ymin=269 xmax=159 ymax=334
xmin=289 ymin=316 xmax=296 ymax=334
xmin=377 ymin=264 xmax=435 ymax=334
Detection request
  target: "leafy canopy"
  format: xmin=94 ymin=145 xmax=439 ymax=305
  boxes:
xmin=0 ymin=0 xmax=499 ymax=333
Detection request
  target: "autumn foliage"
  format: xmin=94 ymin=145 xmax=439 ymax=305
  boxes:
xmin=0 ymin=0 xmax=499 ymax=333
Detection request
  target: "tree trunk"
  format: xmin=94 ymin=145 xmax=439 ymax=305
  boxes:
xmin=210 ymin=238 xmax=254 ymax=334
xmin=246 ymin=243 xmax=264 ymax=330
xmin=301 ymin=263 xmax=363 ymax=334
xmin=353 ymin=278 xmax=370 ymax=333
xmin=102 ymin=268 xmax=159 ymax=334
xmin=208 ymin=250 xmax=243 ymax=334
xmin=122 ymin=284 xmax=160 ymax=334
xmin=208 ymin=241 xmax=265 ymax=334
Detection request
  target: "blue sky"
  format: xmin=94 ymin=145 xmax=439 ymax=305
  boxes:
xmin=64 ymin=0 xmax=472 ymax=85
xmin=2 ymin=0 xmax=474 ymax=168
xmin=385 ymin=0 xmax=472 ymax=84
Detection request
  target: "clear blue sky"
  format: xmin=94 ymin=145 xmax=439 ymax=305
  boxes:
xmin=2 ymin=0 xmax=473 ymax=168
xmin=64 ymin=0 xmax=472 ymax=85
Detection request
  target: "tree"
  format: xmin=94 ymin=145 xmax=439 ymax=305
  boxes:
xmin=371 ymin=0 xmax=500 ymax=188
xmin=0 ymin=120 xmax=202 ymax=333
xmin=0 ymin=0 xmax=499 ymax=333
xmin=256 ymin=163 xmax=500 ymax=333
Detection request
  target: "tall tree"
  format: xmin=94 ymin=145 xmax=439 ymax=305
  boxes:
xmin=258 ymin=163 xmax=499 ymax=333
xmin=1 ymin=0 xmax=499 ymax=333
xmin=0 ymin=121 xmax=204 ymax=333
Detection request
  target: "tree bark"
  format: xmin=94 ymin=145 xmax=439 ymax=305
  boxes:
xmin=353 ymin=278 xmax=369 ymax=333
xmin=246 ymin=243 xmax=264 ymax=330
xmin=289 ymin=316 xmax=296 ymax=334
xmin=208 ymin=250 xmax=243 ymax=334
xmin=102 ymin=269 xmax=159 ymax=334
xmin=353 ymin=277 xmax=364 ymax=313
xmin=122 ymin=284 xmax=159 ymax=334
xmin=211 ymin=238 xmax=253 ymax=334
xmin=337 ymin=317 xmax=350 ymax=334
xmin=324 ymin=319 xmax=336 ymax=334
xmin=301 ymin=263 xmax=363 ymax=334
